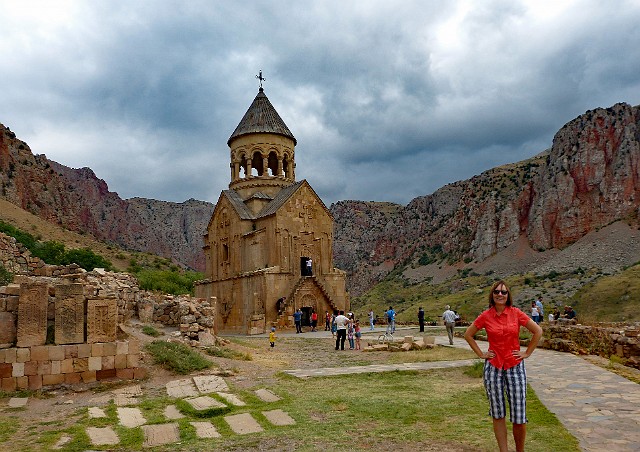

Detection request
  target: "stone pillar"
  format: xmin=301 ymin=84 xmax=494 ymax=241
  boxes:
xmin=246 ymin=161 xmax=252 ymax=178
xmin=262 ymin=156 xmax=269 ymax=176
xmin=233 ymin=162 xmax=240 ymax=181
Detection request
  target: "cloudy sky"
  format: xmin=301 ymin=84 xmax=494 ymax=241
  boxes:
xmin=1 ymin=1 xmax=639 ymax=206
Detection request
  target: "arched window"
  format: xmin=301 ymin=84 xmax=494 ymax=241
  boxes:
xmin=252 ymin=151 xmax=263 ymax=176
xmin=268 ymin=151 xmax=279 ymax=176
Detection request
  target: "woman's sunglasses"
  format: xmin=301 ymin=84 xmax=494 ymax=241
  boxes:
xmin=493 ymin=290 xmax=509 ymax=295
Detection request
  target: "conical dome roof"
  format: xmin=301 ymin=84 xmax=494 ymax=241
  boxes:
xmin=228 ymin=88 xmax=296 ymax=146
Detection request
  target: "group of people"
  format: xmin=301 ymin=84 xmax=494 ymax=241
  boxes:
xmin=330 ymin=310 xmax=361 ymax=350
xmin=531 ymin=296 xmax=577 ymax=323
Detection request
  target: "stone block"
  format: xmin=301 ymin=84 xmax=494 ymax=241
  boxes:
xmin=115 ymin=354 xmax=127 ymax=369
xmin=16 ymin=376 xmax=28 ymax=389
xmin=88 ymin=356 xmax=102 ymax=371
xmin=28 ymin=374 xmax=42 ymax=390
xmin=6 ymin=296 xmax=19 ymax=312
xmin=128 ymin=340 xmax=140 ymax=354
xmin=4 ymin=348 xmax=17 ymax=363
xmin=424 ymin=336 xmax=436 ymax=345
xmin=73 ymin=358 xmax=89 ymax=372
xmin=126 ymin=354 xmax=139 ymax=368
xmin=5 ymin=284 xmax=20 ymax=296
xmin=12 ymin=362 xmax=24 ymax=377
xmin=116 ymin=341 xmax=128 ymax=355
xmin=1 ymin=377 xmax=16 ymax=392
xmin=403 ymin=336 xmax=414 ymax=343
xmin=0 ymin=349 xmax=5 ymax=363
xmin=23 ymin=361 xmax=38 ymax=376
xmin=103 ymin=342 xmax=117 ymax=356
xmin=16 ymin=348 xmax=30 ymax=363
xmin=91 ymin=343 xmax=104 ymax=357
xmin=30 ymin=346 xmax=48 ymax=361
xmin=51 ymin=360 xmax=61 ymax=375
xmin=96 ymin=369 xmax=117 ymax=380
xmin=0 ymin=363 xmax=12 ymax=378
xmin=63 ymin=345 xmax=78 ymax=359
xmin=81 ymin=370 xmax=96 ymax=383
xmin=0 ymin=312 xmax=16 ymax=345
xmin=43 ymin=374 xmax=65 ymax=386
xmin=37 ymin=361 xmax=51 ymax=375
xmin=116 ymin=368 xmax=134 ymax=379
xmin=65 ymin=372 xmax=82 ymax=384
xmin=54 ymin=284 xmax=85 ymax=344
xmin=77 ymin=343 xmax=92 ymax=358
xmin=17 ymin=283 xmax=48 ymax=347
xmin=48 ymin=345 xmax=64 ymax=361
xmin=102 ymin=355 xmax=115 ymax=370
xmin=61 ymin=358 xmax=74 ymax=374
xmin=87 ymin=299 xmax=117 ymax=343
xmin=400 ymin=342 xmax=412 ymax=351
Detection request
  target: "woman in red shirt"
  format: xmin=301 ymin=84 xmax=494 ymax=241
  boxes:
xmin=464 ymin=280 xmax=542 ymax=452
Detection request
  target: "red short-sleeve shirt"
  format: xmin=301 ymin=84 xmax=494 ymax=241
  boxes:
xmin=473 ymin=306 xmax=530 ymax=370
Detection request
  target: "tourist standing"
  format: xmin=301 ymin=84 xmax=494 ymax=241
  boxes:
xmin=306 ymin=258 xmax=313 ymax=276
xmin=294 ymin=309 xmax=303 ymax=333
xmin=531 ymin=302 xmax=540 ymax=324
xmin=347 ymin=317 xmax=355 ymax=350
xmin=418 ymin=307 xmax=425 ymax=332
xmin=464 ymin=280 xmax=542 ymax=452
xmin=442 ymin=305 xmax=457 ymax=345
xmin=276 ymin=296 xmax=286 ymax=315
xmin=311 ymin=310 xmax=318 ymax=331
xmin=334 ymin=310 xmax=349 ymax=350
xmin=369 ymin=309 xmax=375 ymax=330
xmin=325 ymin=311 xmax=331 ymax=330
xmin=535 ymin=296 xmax=544 ymax=322
xmin=331 ymin=311 xmax=337 ymax=338
xmin=354 ymin=320 xmax=362 ymax=350
xmin=386 ymin=306 xmax=396 ymax=334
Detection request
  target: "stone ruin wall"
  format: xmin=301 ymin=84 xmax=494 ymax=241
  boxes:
xmin=0 ymin=232 xmax=216 ymax=390
xmin=539 ymin=323 xmax=640 ymax=369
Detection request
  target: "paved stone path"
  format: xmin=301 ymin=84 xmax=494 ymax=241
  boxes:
xmin=282 ymin=333 xmax=640 ymax=452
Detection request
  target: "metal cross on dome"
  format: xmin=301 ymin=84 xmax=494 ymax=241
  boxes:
xmin=256 ymin=70 xmax=266 ymax=88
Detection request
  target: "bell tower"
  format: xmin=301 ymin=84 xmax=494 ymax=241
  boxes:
xmin=227 ymin=87 xmax=297 ymax=201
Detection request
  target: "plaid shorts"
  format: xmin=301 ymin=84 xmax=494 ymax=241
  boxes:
xmin=483 ymin=360 xmax=527 ymax=424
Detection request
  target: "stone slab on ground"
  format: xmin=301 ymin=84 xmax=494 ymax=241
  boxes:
xmin=262 ymin=409 xmax=296 ymax=426
xmin=216 ymin=392 xmax=246 ymax=406
xmin=190 ymin=421 xmax=221 ymax=438
xmin=88 ymin=407 xmax=107 ymax=418
xmin=224 ymin=412 xmax=264 ymax=434
xmin=86 ymin=426 xmax=119 ymax=446
xmin=116 ymin=407 xmax=146 ymax=428
xmin=166 ymin=378 xmax=199 ymax=398
xmin=8 ymin=397 xmax=28 ymax=408
xmin=254 ymin=388 xmax=280 ymax=402
xmin=141 ymin=423 xmax=180 ymax=447
xmin=193 ymin=375 xmax=229 ymax=393
xmin=184 ymin=396 xmax=227 ymax=411
xmin=113 ymin=384 xmax=142 ymax=405
xmin=52 ymin=435 xmax=72 ymax=449
xmin=163 ymin=404 xmax=185 ymax=420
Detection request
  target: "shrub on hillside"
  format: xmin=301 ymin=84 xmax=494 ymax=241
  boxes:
xmin=0 ymin=264 xmax=12 ymax=285
xmin=135 ymin=269 xmax=204 ymax=295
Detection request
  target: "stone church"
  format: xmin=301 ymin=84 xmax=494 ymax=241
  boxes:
xmin=195 ymin=87 xmax=349 ymax=334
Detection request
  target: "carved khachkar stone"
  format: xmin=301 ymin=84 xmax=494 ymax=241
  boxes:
xmin=0 ymin=312 xmax=17 ymax=345
xmin=55 ymin=283 xmax=85 ymax=344
xmin=17 ymin=283 xmax=48 ymax=347
xmin=87 ymin=298 xmax=117 ymax=343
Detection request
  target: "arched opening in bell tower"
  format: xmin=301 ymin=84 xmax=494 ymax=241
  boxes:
xmin=268 ymin=151 xmax=279 ymax=177
xmin=251 ymin=151 xmax=263 ymax=176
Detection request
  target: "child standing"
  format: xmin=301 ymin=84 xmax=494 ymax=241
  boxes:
xmin=347 ymin=318 xmax=355 ymax=350
xmin=269 ymin=327 xmax=277 ymax=349
xmin=354 ymin=320 xmax=362 ymax=350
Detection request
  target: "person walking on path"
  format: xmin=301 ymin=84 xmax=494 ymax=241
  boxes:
xmin=294 ymin=309 xmax=303 ymax=334
xmin=442 ymin=305 xmax=457 ymax=345
xmin=464 ymin=280 xmax=542 ymax=452
xmin=369 ymin=310 xmax=375 ymax=330
xmin=386 ymin=306 xmax=396 ymax=334
xmin=334 ymin=310 xmax=349 ymax=350
xmin=331 ymin=311 xmax=337 ymax=338
xmin=418 ymin=307 xmax=425 ymax=332
xmin=325 ymin=311 xmax=331 ymax=331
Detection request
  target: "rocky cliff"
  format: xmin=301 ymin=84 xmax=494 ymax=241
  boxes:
xmin=0 ymin=126 xmax=213 ymax=270
xmin=331 ymin=103 xmax=640 ymax=294
xmin=2 ymin=103 xmax=639 ymax=294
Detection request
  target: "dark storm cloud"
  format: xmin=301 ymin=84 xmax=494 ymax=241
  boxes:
xmin=1 ymin=0 xmax=639 ymax=205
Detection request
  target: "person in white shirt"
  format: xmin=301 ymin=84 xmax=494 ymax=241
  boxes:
xmin=334 ymin=310 xmax=350 ymax=350
xmin=442 ymin=305 xmax=457 ymax=345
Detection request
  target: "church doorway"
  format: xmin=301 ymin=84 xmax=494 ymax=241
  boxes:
xmin=301 ymin=306 xmax=312 ymax=327
xmin=300 ymin=256 xmax=311 ymax=276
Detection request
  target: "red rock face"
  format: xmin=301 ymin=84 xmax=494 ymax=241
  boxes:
xmin=0 ymin=124 xmax=212 ymax=271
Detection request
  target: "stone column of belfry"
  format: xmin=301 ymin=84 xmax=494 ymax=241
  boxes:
xmin=263 ymin=156 xmax=269 ymax=176
xmin=246 ymin=160 xmax=252 ymax=178
xmin=277 ymin=158 xmax=283 ymax=178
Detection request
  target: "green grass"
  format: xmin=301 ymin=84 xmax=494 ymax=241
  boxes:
xmin=142 ymin=325 xmax=162 ymax=337
xmin=145 ymin=340 xmax=213 ymax=374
